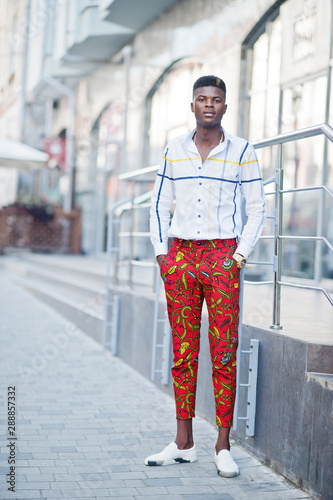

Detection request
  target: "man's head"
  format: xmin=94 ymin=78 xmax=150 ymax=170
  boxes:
xmin=193 ymin=75 xmax=226 ymax=98
xmin=191 ymin=75 xmax=227 ymax=127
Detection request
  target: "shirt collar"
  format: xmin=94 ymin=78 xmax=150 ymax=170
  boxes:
xmin=182 ymin=126 xmax=234 ymax=154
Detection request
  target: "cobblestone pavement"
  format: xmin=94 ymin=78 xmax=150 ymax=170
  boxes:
xmin=0 ymin=268 xmax=311 ymax=500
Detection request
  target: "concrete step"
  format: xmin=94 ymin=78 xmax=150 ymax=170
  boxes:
xmin=12 ymin=273 xmax=105 ymax=345
xmin=2 ymin=252 xmax=157 ymax=348
xmin=9 ymin=251 xmax=157 ymax=295
xmin=3 ymin=254 xmax=107 ymax=344
xmin=10 ymin=252 xmax=108 ymax=287
xmin=5 ymin=256 xmax=106 ymax=303
xmin=307 ymin=371 xmax=333 ymax=389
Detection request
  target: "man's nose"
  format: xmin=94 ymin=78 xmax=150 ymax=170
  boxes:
xmin=205 ymin=100 xmax=213 ymax=107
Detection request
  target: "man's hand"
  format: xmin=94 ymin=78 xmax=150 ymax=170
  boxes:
xmin=232 ymin=253 xmax=247 ymax=269
xmin=156 ymin=254 xmax=167 ymax=268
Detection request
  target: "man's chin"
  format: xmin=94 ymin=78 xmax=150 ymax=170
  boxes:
xmin=197 ymin=119 xmax=221 ymax=128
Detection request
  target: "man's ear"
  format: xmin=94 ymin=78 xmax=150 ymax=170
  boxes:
xmin=191 ymin=102 xmax=194 ymax=113
xmin=223 ymin=104 xmax=227 ymax=115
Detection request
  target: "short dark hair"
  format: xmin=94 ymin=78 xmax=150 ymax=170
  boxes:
xmin=193 ymin=75 xmax=226 ymax=96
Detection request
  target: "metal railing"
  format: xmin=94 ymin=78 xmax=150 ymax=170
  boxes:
xmin=103 ymin=123 xmax=333 ymax=353
xmin=250 ymin=123 xmax=333 ymax=329
xmin=102 ymin=123 xmax=333 ymax=437
xmin=234 ymin=123 xmax=333 ymax=433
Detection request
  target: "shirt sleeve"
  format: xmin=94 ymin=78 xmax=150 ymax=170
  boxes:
xmin=236 ymin=144 xmax=267 ymax=259
xmin=150 ymin=145 xmax=174 ymax=257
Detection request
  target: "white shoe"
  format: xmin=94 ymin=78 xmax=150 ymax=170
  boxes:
xmin=145 ymin=442 xmax=197 ymax=466
xmin=214 ymin=449 xmax=239 ymax=477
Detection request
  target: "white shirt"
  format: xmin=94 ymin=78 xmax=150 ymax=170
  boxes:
xmin=150 ymin=128 xmax=266 ymax=259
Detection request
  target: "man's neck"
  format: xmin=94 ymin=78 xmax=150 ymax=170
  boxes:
xmin=194 ymin=124 xmax=224 ymax=163
xmin=195 ymin=124 xmax=223 ymax=147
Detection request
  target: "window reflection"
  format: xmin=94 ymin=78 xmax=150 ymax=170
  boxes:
xmin=248 ymin=19 xmax=282 ymax=142
xmin=148 ymin=62 xmax=203 ymax=166
xmin=244 ymin=0 xmax=332 ymax=281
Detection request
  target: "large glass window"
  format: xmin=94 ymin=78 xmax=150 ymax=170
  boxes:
xmin=248 ymin=17 xmax=282 ymax=142
xmin=242 ymin=0 xmax=332 ymax=281
xmin=148 ymin=60 xmax=203 ymax=166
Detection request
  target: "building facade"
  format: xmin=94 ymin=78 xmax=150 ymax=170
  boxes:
xmin=0 ymin=0 xmax=332 ymax=277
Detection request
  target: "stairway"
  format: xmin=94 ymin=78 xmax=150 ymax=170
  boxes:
xmin=3 ymin=252 xmax=107 ymax=344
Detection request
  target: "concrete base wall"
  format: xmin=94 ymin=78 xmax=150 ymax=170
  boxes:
xmin=233 ymin=326 xmax=333 ymax=500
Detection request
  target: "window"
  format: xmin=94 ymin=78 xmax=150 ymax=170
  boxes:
xmin=241 ymin=0 xmax=333 ymax=280
xmin=147 ymin=60 xmax=203 ymax=166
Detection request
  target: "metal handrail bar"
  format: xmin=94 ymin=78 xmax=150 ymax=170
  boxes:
xmin=263 ymin=176 xmax=276 ymax=185
xmin=253 ymin=124 xmax=333 ymax=328
xmin=118 ymin=164 xmax=159 ymax=180
xmin=114 ymin=190 xmax=153 ymax=216
xmin=117 ymin=258 xmax=153 ymax=265
xmin=119 ymin=231 xmax=150 ymax=237
xmin=116 ymin=125 xmax=333 ymax=182
xmin=111 ymin=123 xmax=333 ymax=330
xmin=280 ymin=235 xmax=333 ymax=253
xmin=252 ymin=123 xmax=333 ymax=149
xmin=278 ymin=281 xmax=333 ymax=306
xmin=132 ymin=203 xmax=152 ymax=209
xmin=280 ymin=185 xmax=333 ymax=198
xmin=130 ymin=260 xmax=155 ymax=267
xmin=244 ymin=280 xmax=274 ymax=285
xmin=247 ymin=261 xmax=274 ymax=266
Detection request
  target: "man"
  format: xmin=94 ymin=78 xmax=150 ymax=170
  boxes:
xmin=146 ymin=75 xmax=266 ymax=477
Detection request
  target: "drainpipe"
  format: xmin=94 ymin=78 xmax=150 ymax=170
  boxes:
xmin=42 ymin=75 xmax=76 ymax=212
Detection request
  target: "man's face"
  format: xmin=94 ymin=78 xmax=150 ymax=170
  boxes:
xmin=191 ymin=86 xmax=227 ymax=127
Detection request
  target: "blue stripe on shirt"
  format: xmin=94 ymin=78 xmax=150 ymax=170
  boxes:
xmin=157 ymin=173 xmax=262 ymax=183
xmin=232 ymin=183 xmax=237 ymax=232
xmin=239 ymin=142 xmax=249 ymax=164
xmin=156 ymin=148 xmax=168 ymax=243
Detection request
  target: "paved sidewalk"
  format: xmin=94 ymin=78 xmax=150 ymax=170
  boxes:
xmin=0 ymin=268 xmax=311 ymax=500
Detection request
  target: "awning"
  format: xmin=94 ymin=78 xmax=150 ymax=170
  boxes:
xmin=0 ymin=136 xmax=49 ymax=171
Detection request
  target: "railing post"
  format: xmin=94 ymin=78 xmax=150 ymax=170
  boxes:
xmin=233 ymin=268 xmax=245 ymax=430
xmin=128 ymin=197 xmax=135 ymax=288
xmin=114 ymin=212 xmax=120 ymax=284
xmin=314 ymin=135 xmax=328 ymax=284
xmin=271 ymin=143 xmax=283 ymax=330
xmin=151 ymin=264 xmax=161 ymax=381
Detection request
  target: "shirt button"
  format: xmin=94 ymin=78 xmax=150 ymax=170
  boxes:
xmin=197 ymin=231 xmax=200 ymax=234
xmin=198 ymin=167 xmax=201 ymax=170
xmin=199 ymin=182 xmax=202 ymax=186
xmin=198 ymin=199 xmax=201 ymax=202
xmin=198 ymin=215 xmax=201 ymax=218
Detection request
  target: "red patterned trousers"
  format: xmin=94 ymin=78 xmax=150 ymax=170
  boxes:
xmin=160 ymin=238 xmax=240 ymax=428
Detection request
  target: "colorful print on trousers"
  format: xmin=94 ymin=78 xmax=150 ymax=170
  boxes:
xmin=160 ymin=238 xmax=240 ymax=428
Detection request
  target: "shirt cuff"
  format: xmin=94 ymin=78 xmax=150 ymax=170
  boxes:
xmin=235 ymin=241 xmax=252 ymax=260
xmin=154 ymin=242 xmax=169 ymax=257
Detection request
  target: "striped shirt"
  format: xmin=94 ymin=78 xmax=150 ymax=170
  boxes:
xmin=150 ymin=127 xmax=266 ymax=259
